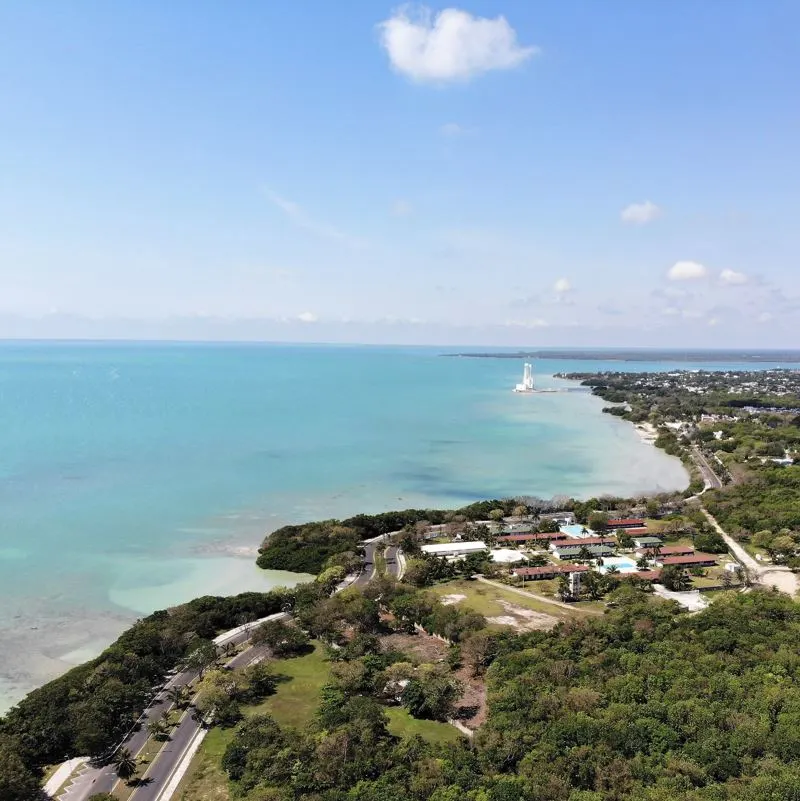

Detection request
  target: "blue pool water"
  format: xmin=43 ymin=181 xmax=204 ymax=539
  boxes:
xmin=597 ymin=556 xmax=639 ymax=574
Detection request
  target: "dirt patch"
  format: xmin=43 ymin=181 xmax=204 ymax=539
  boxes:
xmin=440 ymin=593 xmax=467 ymax=605
xmin=380 ymin=629 xmax=488 ymax=730
xmin=453 ymin=664 xmax=488 ymax=729
xmin=380 ymin=631 xmax=449 ymax=664
xmin=488 ymin=600 xmax=560 ymax=632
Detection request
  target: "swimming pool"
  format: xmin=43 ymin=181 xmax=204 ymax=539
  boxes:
xmin=560 ymin=524 xmax=592 ymax=538
xmin=596 ymin=556 xmax=638 ymax=574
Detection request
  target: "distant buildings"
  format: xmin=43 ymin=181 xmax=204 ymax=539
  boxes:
xmin=421 ymin=541 xmax=488 ymax=558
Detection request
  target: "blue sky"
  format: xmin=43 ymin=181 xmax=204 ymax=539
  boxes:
xmin=1 ymin=2 xmax=798 ymax=346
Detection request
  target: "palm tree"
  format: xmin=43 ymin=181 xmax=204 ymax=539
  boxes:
xmin=147 ymin=719 xmax=168 ymax=739
xmin=557 ymin=574 xmax=572 ymax=602
xmin=113 ymin=748 xmax=138 ymax=783
xmin=166 ymin=685 xmax=189 ymax=709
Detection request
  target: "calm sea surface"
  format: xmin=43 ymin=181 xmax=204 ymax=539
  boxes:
xmin=0 ymin=342 xmax=791 ymax=709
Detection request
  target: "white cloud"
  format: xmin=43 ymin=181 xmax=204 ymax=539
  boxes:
xmin=265 ymin=190 xmax=365 ymax=250
xmin=719 ymin=268 xmax=748 ymax=286
xmin=620 ymin=200 xmax=662 ymax=225
xmin=708 ymin=317 xmax=720 ymax=327
xmin=661 ymin=307 xmax=681 ymax=317
xmin=391 ymin=199 xmax=414 ymax=217
xmin=440 ymin=122 xmax=464 ymax=136
xmin=553 ymin=278 xmax=572 ymax=294
xmin=757 ymin=311 xmax=774 ymax=323
xmin=297 ymin=311 xmax=318 ymax=323
xmin=378 ymin=6 xmax=538 ymax=83
xmin=667 ymin=261 xmax=708 ymax=281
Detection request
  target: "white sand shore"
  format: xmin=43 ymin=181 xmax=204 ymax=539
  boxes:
xmin=634 ymin=422 xmax=658 ymax=445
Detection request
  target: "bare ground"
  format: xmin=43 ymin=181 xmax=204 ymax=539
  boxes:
xmin=379 ymin=630 xmax=488 ymax=730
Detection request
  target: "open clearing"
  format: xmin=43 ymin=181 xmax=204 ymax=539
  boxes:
xmin=428 ymin=579 xmax=570 ymax=630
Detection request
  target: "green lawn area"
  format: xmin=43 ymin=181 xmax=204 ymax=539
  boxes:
xmin=174 ymin=644 xmax=331 ymax=801
xmin=245 ymin=641 xmax=332 ymax=729
xmin=385 ymin=706 xmax=465 ymax=745
xmin=428 ymin=578 xmax=583 ymax=620
xmin=175 ymin=726 xmax=234 ymax=801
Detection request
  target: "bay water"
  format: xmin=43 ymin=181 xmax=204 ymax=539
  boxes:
xmin=0 ymin=342 xmax=782 ymax=710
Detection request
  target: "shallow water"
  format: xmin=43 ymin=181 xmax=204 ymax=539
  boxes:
xmin=0 ymin=342 xmax=784 ymax=710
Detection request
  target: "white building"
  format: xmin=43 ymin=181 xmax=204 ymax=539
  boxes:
xmin=488 ymin=548 xmax=526 ymax=564
xmin=514 ymin=363 xmax=535 ymax=393
xmin=421 ymin=541 xmax=488 ymax=558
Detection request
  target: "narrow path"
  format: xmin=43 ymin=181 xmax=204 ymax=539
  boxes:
xmin=475 ymin=576 xmax=603 ymax=615
xmin=701 ymin=508 xmax=798 ymax=596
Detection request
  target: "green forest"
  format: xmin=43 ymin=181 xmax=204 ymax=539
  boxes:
xmin=216 ymin=588 xmax=800 ymax=801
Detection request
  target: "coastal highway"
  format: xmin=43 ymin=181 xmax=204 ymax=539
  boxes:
xmin=691 ymin=446 xmax=723 ymax=490
xmin=354 ymin=539 xmax=402 ymax=587
xmin=57 ymin=615 xmax=286 ymax=801
xmin=128 ymin=643 xmax=269 ymax=801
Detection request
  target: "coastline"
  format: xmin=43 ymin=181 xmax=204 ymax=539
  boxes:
xmin=634 ymin=422 xmax=659 ymax=446
xmin=0 ymin=350 xmax=694 ymax=713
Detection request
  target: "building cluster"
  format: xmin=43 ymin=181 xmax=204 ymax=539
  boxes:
xmin=419 ymin=514 xmax=724 ymax=597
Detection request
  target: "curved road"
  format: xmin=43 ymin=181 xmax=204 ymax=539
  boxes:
xmin=56 ymin=615 xmax=287 ymax=801
xmin=55 ymin=539 xmax=399 ymax=801
xmin=701 ymin=508 xmax=798 ymax=596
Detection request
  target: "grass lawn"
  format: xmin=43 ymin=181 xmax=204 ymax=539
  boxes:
xmin=385 ymin=706 xmax=464 ymax=745
xmin=174 ymin=727 xmax=234 ymax=801
xmin=245 ymin=641 xmax=332 ymax=729
xmin=507 ymin=579 xmax=605 ymax=614
xmin=174 ymin=643 xmax=331 ymax=801
xmin=428 ymin=579 xmax=579 ymax=620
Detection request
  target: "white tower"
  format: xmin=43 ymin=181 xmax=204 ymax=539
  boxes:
xmin=514 ymin=363 xmax=535 ymax=392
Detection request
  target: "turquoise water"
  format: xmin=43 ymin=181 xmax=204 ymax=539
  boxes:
xmin=597 ymin=556 xmax=639 ymax=574
xmin=0 ymin=343 xmax=790 ymax=709
xmin=561 ymin=524 xmax=591 ymax=537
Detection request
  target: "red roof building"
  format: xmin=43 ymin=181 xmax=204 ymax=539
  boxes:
xmin=554 ymin=536 xmax=616 ymax=547
xmin=513 ymin=564 xmax=591 ymax=579
xmin=637 ymin=544 xmax=694 ymax=556
xmin=607 ymin=518 xmax=646 ymax=529
xmin=661 ymin=553 xmax=717 ymax=567
xmin=497 ymin=532 xmax=569 ymax=544
xmin=625 ymin=569 xmax=662 ymax=582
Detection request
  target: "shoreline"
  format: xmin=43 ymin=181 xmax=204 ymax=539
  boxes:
xmin=634 ymin=422 xmax=659 ymax=446
xmin=1 ymin=371 xmax=689 ymax=714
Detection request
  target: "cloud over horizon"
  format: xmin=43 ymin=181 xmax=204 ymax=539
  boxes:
xmin=668 ymin=261 xmax=708 ymax=281
xmin=378 ymin=6 xmax=538 ymax=83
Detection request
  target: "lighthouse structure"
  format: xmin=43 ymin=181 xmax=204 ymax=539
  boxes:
xmin=513 ymin=363 xmax=535 ymax=393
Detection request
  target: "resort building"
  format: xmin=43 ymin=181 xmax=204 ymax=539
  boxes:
xmin=488 ymin=548 xmax=527 ymax=564
xmin=641 ymin=544 xmax=695 ymax=557
xmin=608 ymin=518 xmax=646 ymax=529
xmin=660 ymin=553 xmax=718 ymax=568
xmin=553 ymin=543 xmax=615 ymax=559
xmin=513 ymin=564 xmax=590 ymax=580
xmin=421 ymin=541 xmax=488 ymax=558
xmin=497 ymin=532 xmax=569 ymax=545
xmin=550 ymin=536 xmax=615 ymax=550
xmin=631 ymin=535 xmax=663 ymax=549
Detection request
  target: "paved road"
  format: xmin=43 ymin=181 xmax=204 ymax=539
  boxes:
xmin=691 ymin=446 xmax=723 ymax=490
xmin=129 ymin=645 xmax=268 ymax=801
xmin=56 ymin=616 xmax=285 ymax=801
xmin=384 ymin=545 xmax=401 ymax=579
xmin=354 ymin=540 xmax=379 ymax=587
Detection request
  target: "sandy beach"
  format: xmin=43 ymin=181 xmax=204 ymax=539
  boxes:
xmin=634 ymin=422 xmax=659 ymax=445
